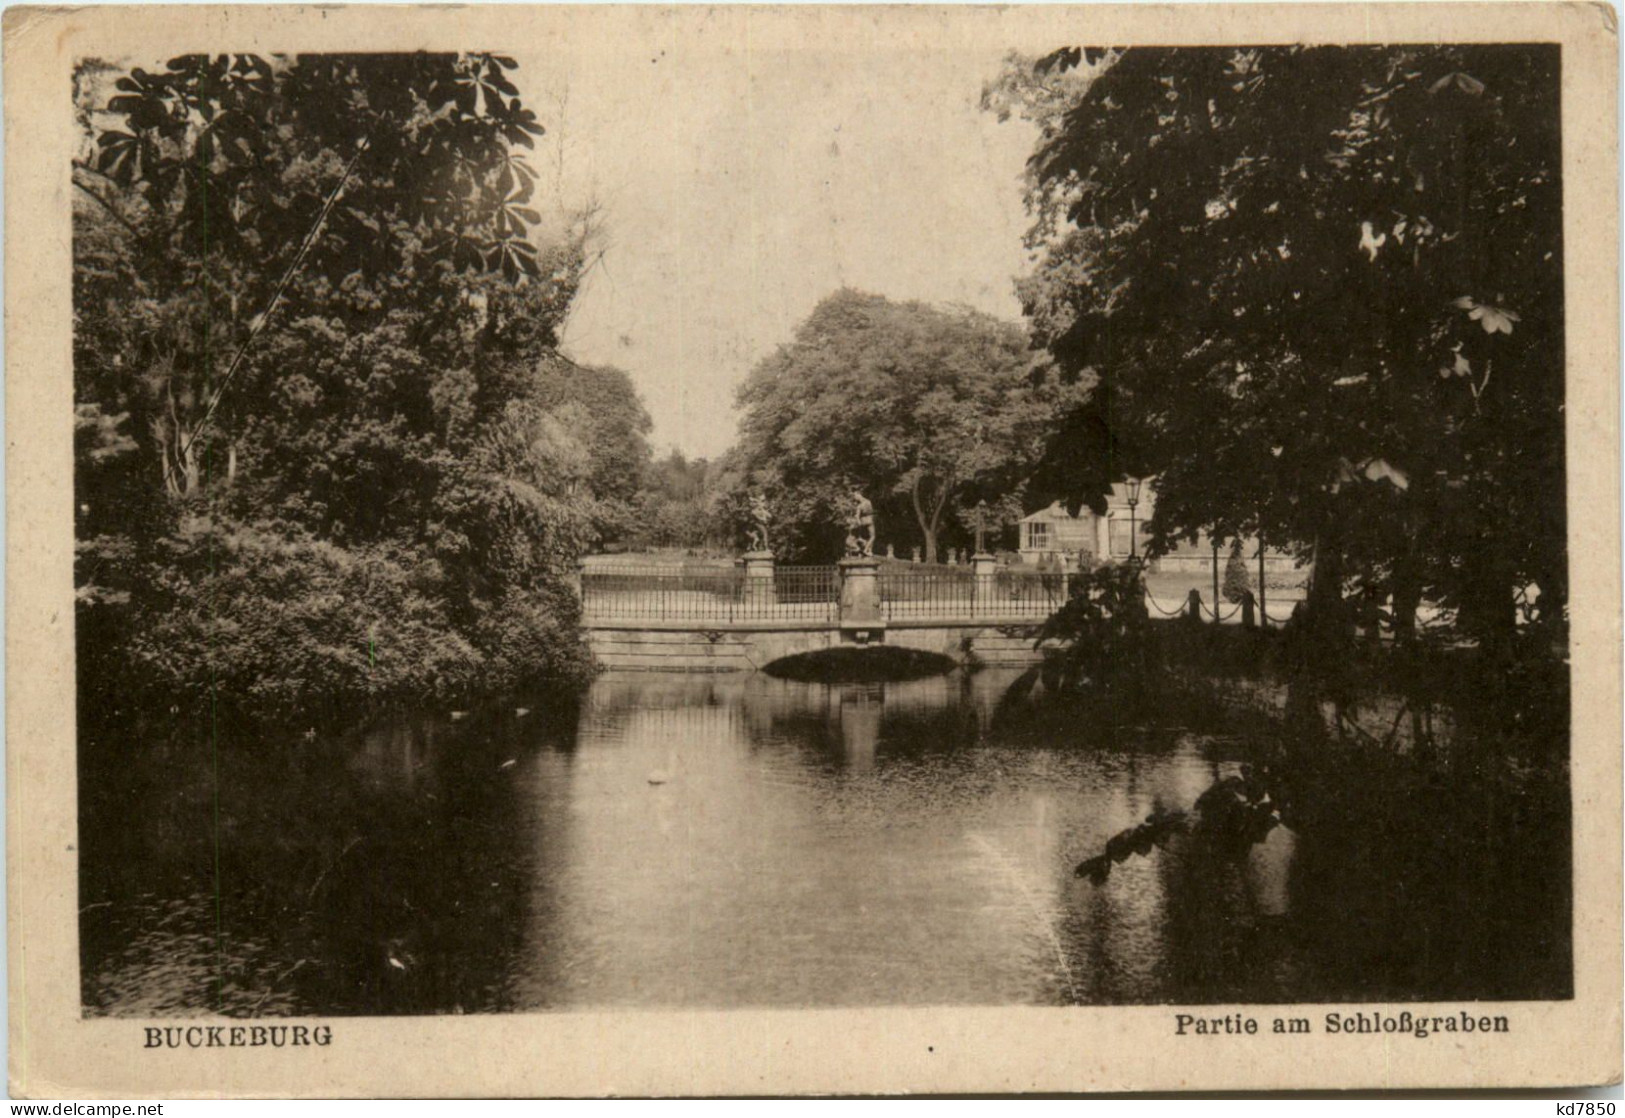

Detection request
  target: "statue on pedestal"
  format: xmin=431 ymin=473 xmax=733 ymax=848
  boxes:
xmin=746 ymin=492 xmax=772 ymax=553
xmin=844 ymin=488 xmax=875 ymax=558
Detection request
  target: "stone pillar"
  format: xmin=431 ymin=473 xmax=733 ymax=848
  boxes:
xmin=972 ymin=551 xmax=996 ymax=618
xmin=741 ymin=550 xmax=776 ymax=607
xmin=838 ymin=556 xmax=881 ymax=624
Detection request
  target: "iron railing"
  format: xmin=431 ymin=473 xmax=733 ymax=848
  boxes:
xmin=982 ymin=568 xmax=1070 ymax=618
xmin=880 ymin=566 xmax=972 ymax=619
xmin=878 ymin=567 xmax=1065 ymax=620
xmin=576 ymin=558 xmax=1450 ymax=636
xmin=580 ymin=564 xmax=838 ymax=623
xmin=763 ymin=566 xmax=840 ymax=621
xmin=582 ymin=563 xmax=1076 ymax=623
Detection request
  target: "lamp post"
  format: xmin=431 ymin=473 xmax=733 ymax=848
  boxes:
xmin=1125 ymin=477 xmax=1142 ymax=561
xmin=1257 ymin=528 xmax=1267 ymax=630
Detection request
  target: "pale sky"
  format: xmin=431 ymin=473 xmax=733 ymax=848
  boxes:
xmin=518 ymin=25 xmax=1046 ymax=459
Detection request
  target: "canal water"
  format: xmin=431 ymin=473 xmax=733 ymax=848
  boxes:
xmin=79 ymin=669 xmax=1570 ymax=1016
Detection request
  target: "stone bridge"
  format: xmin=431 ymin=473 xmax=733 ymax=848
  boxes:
xmin=581 ymin=553 xmax=1059 ymax=673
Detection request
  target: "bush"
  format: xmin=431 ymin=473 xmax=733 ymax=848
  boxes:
xmin=103 ymin=515 xmax=594 ymax=724
xmin=1036 ymin=561 xmax=1156 ymax=705
xmin=1222 ymin=542 xmax=1253 ymax=604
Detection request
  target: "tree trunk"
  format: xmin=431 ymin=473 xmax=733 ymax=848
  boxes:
xmin=1292 ymin=529 xmax=1355 ymax=721
xmin=1390 ymin=553 xmax=1423 ymax=646
xmin=912 ymin=474 xmax=953 ymax=565
xmin=1306 ymin=534 xmax=1349 ymax=638
xmin=910 ymin=477 xmax=934 ymax=563
xmin=1529 ymin=549 xmax=1568 ymax=637
xmin=154 ymin=384 xmax=202 ymax=498
xmin=1460 ymin=547 xmax=1518 ymax=663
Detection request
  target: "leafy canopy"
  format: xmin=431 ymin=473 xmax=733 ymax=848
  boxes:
xmin=1003 ymin=45 xmax=1564 ymax=640
xmin=73 ymin=52 xmax=610 ymax=719
xmin=87 ymin=52 xmax=549 ymax=283
xmin=732 ymin=289 xmax=1075 ymax=562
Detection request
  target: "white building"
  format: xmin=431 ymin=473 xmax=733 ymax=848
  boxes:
xmin=1016 ymin=480 xmax=1299 ymax=573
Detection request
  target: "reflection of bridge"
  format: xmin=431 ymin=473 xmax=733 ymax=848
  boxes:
xmin=580 ymin=556 xmax=1063 ymax=672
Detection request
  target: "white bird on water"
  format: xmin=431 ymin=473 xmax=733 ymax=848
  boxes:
xmin=646 ymin=748 xmax=680 ymax=786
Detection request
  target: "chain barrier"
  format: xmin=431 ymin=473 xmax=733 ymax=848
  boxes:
xmin=1144 ymin=593 xmax=1191 ymax=618
xmin=1145 ymin=591 xmax=1259 ymax=622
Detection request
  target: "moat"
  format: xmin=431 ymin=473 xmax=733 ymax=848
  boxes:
xmin=80 ymin=668 xmax=1570 ymax=1015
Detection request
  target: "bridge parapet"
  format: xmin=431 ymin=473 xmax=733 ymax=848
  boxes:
xmin=580 ymin=554 xmax=1066 ymax=628
xmin=580 ymin=554 xmax=1066 ymax=671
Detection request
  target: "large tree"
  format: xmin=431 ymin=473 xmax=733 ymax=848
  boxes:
xmin=74 ymin=53 xmax=602 ymax=719
xmin=531 ymin=354 xmax=654 ymax=545
xmin=1002 ymin=45 xmax=1564 ymax=647
xmin=75 ymin=53 xmax=554 ymax=499
xmin=630 ymin=450 xmax=728 ymax=551
xmin=733 ymin=289 xmax=1072 ymax=562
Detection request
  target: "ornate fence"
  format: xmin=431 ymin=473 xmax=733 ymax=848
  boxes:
xmin=878 ymin=567 xmax=1065 ymax=620
xmin=879 ymin=566 xmax=973 ymax=619
xmin=580 ymin=564 xmax=838 ymax=622
xmin=767 ymin=566 xmax=841 ymax=621
xmin=580 ymin=558 xmax=1311 ymax=628
xmin=982 ymin=568 xmax=1071 ymax=619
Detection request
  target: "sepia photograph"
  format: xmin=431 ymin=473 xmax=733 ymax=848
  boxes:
xmin=7 ymin=2 xmax=1620 ymax=1097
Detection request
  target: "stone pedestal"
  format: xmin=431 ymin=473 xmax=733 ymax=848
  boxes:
xmin=971 ymin=552 xmax=996 ymax=616
xmin=741 ymin=551 xmax=777 ymax=607
xmin=838 ymin=556 xmax=881 ymax=624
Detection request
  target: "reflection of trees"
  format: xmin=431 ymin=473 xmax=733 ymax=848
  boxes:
xmin=1065 ymin=764 xmax=1289 ymax=1001
xmin=80 ymin=709 xmax=572 ymax=1016
xmin=1271 ymin=764 xmax=1570 ymax=1002
xmin=585 ymin=675 xmax=746 ymax=718
xmin=1068 ymin=754 xmax=1571 ymax=1003
xmin=295 ymin=715 xmax=548 ymax=1014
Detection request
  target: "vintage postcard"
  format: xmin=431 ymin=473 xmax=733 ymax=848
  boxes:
xmin=6 ymin=2 xmax=1620 ymax=1098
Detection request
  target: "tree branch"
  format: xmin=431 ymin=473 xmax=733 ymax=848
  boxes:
xmin=71 ymin=173 xmax=143 ymax=238
xmin=177 ymin=136 xmax=372 ymax=463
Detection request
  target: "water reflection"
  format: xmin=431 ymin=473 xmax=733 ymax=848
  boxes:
xmin=80 ymin=669 xmax=1569 ymax=1015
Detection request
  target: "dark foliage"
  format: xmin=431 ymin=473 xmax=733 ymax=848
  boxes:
xmin=1034 ymin=560 xmax=1156 ymax=706
xmin=74 ymin=53 xmax=605 ymax=724
xmin=999 ymin=45 xmax=1565 ymax=653
xmin=1074 ymin=765 xmax=1279 ymax=884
